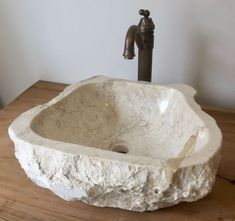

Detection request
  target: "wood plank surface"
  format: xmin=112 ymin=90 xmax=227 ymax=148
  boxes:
xmin=202 ymin=105 xmax=235 ymax=181
xmin=0 ymin=80 xmax=234 ymax=221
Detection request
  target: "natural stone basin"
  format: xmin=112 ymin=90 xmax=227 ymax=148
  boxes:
xmin=9 ymin=76 xmax=222 ymax=211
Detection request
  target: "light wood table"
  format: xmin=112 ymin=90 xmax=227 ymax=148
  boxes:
xmin=0 ymin=81 xmax=234 ymax=221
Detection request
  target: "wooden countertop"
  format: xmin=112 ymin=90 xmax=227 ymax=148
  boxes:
xmin=0 ymin=81 xmax=234 ymax=221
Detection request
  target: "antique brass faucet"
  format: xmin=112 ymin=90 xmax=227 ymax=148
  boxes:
xmin=123 ymin=9 xmax=155 ymax=82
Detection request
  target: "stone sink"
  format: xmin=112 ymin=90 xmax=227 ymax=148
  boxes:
xmin=8 ymin=76 xmax=222 ymax=211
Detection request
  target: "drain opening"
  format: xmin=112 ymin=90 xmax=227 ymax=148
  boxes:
xmin=112 ymin=145 xmax=129 ymax=154
xmin=154 ymin=189 xmax=159 ymax=194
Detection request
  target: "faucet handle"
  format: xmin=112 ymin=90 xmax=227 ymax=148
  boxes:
xmin=138 ymin=9 xmax=155 ymax=32
xmin=139 ymin=9 xmax=150 ymax=18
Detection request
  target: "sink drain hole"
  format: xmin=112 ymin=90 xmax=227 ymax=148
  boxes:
xmin=112 ymin=145 xmax=129 ymax=154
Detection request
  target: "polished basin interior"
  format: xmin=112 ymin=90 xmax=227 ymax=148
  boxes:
xmin=31 ymin=79 xmax=208 ymax=159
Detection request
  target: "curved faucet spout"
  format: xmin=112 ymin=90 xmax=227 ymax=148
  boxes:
xmin=122 ymin=25 xmax=138 ymax=59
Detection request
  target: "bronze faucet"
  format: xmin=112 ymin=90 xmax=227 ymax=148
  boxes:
xmin=123 ymin=9 xmax=155 ymax=82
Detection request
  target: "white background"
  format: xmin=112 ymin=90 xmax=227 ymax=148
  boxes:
xmin=0 ymin=0 xmax=235 ymax=108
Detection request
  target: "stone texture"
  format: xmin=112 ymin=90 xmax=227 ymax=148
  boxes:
xmin=8 ymin=76 xmax=222 ymax=211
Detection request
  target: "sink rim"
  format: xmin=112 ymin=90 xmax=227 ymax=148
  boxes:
xmin=8 ymin=75 xmax=222 ymax=169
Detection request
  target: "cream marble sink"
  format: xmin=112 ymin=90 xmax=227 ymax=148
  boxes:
xmin=9 ymin=76 xmax=222 ymax=211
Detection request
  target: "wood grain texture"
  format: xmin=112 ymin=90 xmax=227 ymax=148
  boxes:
xmin=0 ymin=80 xmax=234 ymax=221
